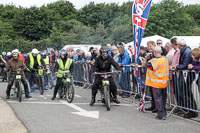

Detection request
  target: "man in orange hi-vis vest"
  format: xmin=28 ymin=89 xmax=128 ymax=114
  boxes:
xmin=145 ymin=46 xmax=169 ymax=120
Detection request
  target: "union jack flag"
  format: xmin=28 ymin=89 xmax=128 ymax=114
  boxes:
xmin=132 ymin=0 xmax=152 ymax=63
xmin=137 ymin=93 xmax=146 ymax=112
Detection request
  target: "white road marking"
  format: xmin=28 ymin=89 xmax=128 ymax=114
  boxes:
xmin=7 ymin=101 xmax=63 ymax=105
xmin=60 ymin=100 xmax=99 ymax=119
xmin=23 ymin=98 xmax=37 ymax=101
xmin=7 ymin=101 xmax=133 ymax=107
xmin=73 ymin=103 xmax=133 ymax=107
xmin=75 ymin=94 xmax=81 ymax=98
xmin=45 ymin=94 xmax=52 ymax=97
xmin=40 ymin=95 xmax=48 ymax=100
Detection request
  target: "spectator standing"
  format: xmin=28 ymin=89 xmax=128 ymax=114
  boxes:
xmin=175 ymin=38 xmax=198 ymax=118
xmin=188 ymin=48 xmax=200 ymax=71
xmin=157 ymin=39 xmax=167 ymax=56
xmin=170 ymin=38 xmax=180 ymax=69
xmin=112 ymin=46 xmax=120 ymax=92
xmin=106 ymin=44 xmax=112 ymax=57
xmin=118 ymin=46 xmax=131 ymax=97
xmin=138 ymin=46 xmax=147 ymax=65
xmin=165 ymin=42 xmax=175 ymax=65
xmin=145 ymin=46 xmax=169 ymax=120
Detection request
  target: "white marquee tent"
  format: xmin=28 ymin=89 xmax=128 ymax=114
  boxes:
xmin=62 ymin=44 xmax=101 ymax=53
xmin=125 ymin=35 xmax=170 ymax=48
xmin=173 ymin=36 xmax=200 ymax=49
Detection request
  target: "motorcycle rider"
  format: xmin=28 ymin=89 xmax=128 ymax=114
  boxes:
xmin=89 ymin=46 xmax=121 ymax=106
xmin=7 ymin=52 xmax=12 ymax=60
xmin=51 ymin=49 xmax=73 ymax=100
xmin=41 ymin=51 xmax=54 ymax=90
xmin=0 ymin=52 xmax=8 ymax=81
xmin=25 ymin=48 xmax=46 ymax=92
xmin=6 ymin=49 xmax=32 ymax=99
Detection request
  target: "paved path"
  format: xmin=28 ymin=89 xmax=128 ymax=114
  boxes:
xmin=0 ymin=81 xmax=200 ymax=133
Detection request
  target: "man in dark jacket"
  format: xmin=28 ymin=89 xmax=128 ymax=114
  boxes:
xmin=175 ymin=38 xmax=198 ymax=119
xmin=176 ymin=41 xmax=192 ymax=70
xmin=89 ymin=46 xmax=121 ymax=106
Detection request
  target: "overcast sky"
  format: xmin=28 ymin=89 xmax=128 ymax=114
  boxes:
xmin=0 ymin=0 xmax=199 ymax=9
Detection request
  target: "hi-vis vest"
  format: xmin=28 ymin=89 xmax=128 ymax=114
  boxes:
xmin=145 ymin=57 xmax=169 ymax=89
xmin=28 ymin=54 xmax=42 ymax=71
xmin=0 ymin=55 xmax=6 ymax=64
xmin=57 ymin=58 xmax=72 ymax=78
xmin=43 ymin=56 xmax=49 ymax=65
xmin=43 ymin=56 xmax=50 ymax=74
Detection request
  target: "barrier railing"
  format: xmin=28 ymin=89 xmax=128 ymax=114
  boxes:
xmin=168 ymin=70 xmax=200 ymax=115
xmin=73 ymin=62 xmax=200 ymax=114
xmin=73 ymin=61 xmax=94 ymax=89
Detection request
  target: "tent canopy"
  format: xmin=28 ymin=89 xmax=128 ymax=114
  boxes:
xmin=173 ymin=36 xmax=200 ymax=49
xmin=62 ymin=44 xmax=101 ymax=53
xmin=125 ymin=35 xmax=170 ymax=48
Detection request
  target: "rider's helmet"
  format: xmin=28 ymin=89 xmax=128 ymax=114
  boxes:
xmin=2 ymin=52 xmax=6 ymax=57
xmin=40 ymin=51 xmax=46 ymax=59
xmin=100 ymin=46 xmax=109 ymax=60
xmin=32 ymin=48 xmax=39 ymax=57
xmin=60 ymin=49 xmax=68 ymax=59
xmin=7 ymin=52 xmax=12 ymax=57
xmin=12 ymin=49 xmax=19 ymax=57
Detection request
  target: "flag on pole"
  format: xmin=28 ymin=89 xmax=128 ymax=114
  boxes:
xmin=132 ymin=0 xmax=152 ymax=63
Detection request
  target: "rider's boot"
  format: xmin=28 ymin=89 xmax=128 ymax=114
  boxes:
xmin=89 ymin=91 xmax=96 ymax=106
xmin=89 ymin=97 xmax=96 ymax=106
xmin=113 ymin=95 xmax=120 ymax=104
xmin=51 ymin=90 xmax=57 ymax=100
xmin=25 ymin=95 xmax=32 ymax=98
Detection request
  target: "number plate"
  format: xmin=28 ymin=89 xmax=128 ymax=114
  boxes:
xmin=66 ymin=78 xmax=71 ymax=82
xmin=16 ymin=75 xmax=21 ymax=79
xmin=38 ymin=69 xmax=43 ymax=75
xmin=47 ymin=69 xmax=50 ymax=74
xmin=103 ymin=80 xmax=109 ymax=84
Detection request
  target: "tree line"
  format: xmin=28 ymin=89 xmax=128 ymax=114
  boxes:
xmin=0 ymin=0 xmax=199 ymax=53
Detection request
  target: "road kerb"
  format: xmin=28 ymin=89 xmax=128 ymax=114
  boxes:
xmin=0 ymin=97 xmax=28 ymax=133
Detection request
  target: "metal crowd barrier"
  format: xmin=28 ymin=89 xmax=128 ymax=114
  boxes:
xmin=73 ymin=61 xmax=94 ymax=89
xmin=72 ymin=62 xmax=200 ymax=114
xmin=168 ymin=70 xmax=200 ymax=115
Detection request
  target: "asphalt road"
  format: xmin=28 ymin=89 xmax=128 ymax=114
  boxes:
xmin=0 ymin=81 xmax=200 ymax=133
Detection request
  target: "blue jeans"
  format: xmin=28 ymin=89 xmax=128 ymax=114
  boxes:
xmin=44 ymin=73 xmax=54 ymax=89
xmin=119 ymin=72 xmax=131 ymax=95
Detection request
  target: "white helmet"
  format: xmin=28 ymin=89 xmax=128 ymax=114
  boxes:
xmin=2 ymin=52 xmax=6 ymax=56
xmin=32 ymin=48 xmax=39 ymax=56
xmin=7 ymin=52 xmax=12 ymax=56
xmin=12 ymin=49 xmax=19 ymax=57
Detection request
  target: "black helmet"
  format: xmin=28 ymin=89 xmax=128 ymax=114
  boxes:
xmin=40 ymin=51 xmax=46 ymax=59
xmin=100 ymin=46 xmax=108 ymax=59
xmin=60 ymin=49 xmax=68 ymax=58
